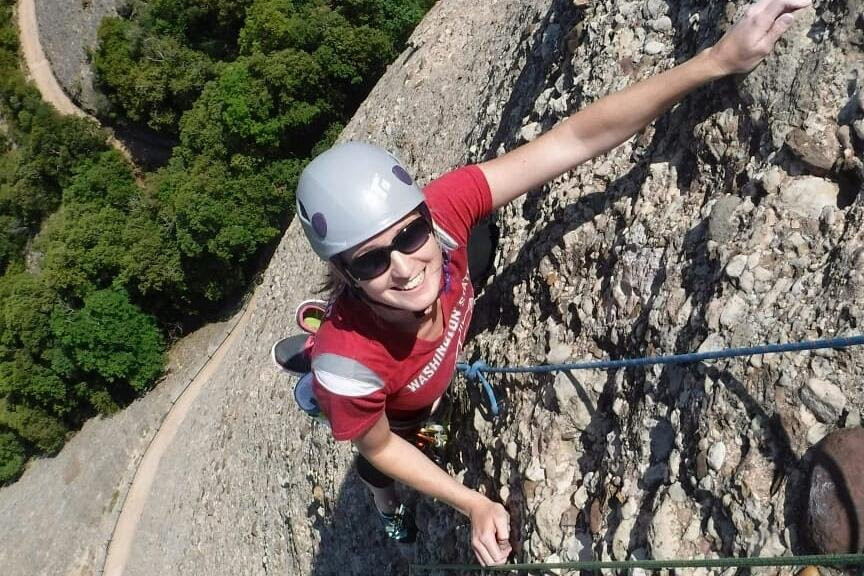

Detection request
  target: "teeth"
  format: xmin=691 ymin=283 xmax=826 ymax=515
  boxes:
xmin=403 ymin=270 xmax=424 ymax=290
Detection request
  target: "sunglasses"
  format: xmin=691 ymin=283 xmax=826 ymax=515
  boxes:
xmin=344 ymin=216 xmax=433 ymax=281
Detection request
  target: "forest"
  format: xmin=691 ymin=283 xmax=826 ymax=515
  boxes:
xmin=0 ymin=0 xmax=432 ymax=483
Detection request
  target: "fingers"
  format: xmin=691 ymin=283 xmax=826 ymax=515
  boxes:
xmin=472 ymin=537 xmax=497 ymax=567
xmin=763 ymin=12 xmax=798 ymax=45
xmin=493 ymin=509 xmax=511 ymax=543
xmin=471 ymin=502 xmax=512 ymax=567
xmin=762 ymin=0 xmax=812 ymax=22
xmin=473 ymin=531 xmax=510 ymax=566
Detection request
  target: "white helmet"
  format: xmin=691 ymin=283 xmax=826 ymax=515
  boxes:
xmin=296 ymin=142 xmax=425 ymax=260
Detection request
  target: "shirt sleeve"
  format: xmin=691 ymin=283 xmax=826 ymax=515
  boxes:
xmin=423 ymin=165 xmax=493 ymax=246
xmin=312 ymin=353 xmax=387 ymax=441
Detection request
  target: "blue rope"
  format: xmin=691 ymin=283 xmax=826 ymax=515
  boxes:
xmin=458 ymin=334 xmax=864 ymax=415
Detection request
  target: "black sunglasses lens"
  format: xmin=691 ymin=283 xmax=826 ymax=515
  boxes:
xmin=347 ymin=217 xmax=432 ymax=281
xmin=393 ymin=218 xmax=432 ymax=254
xmin=349 ymin=251 xmax=390 ymax=280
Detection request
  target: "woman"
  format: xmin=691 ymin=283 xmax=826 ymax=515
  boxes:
xmin=279 ymin=0 xmax=809 ymax=565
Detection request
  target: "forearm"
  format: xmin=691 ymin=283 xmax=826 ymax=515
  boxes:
xmin=357 ymin=431 xmax=483 ymax=516
xmin=483 ymin=49 xmax=727 ymax=207
xmin=562 ymin=48 xmax=726 ymax=162
xmin=483 ymin=0 xmax=809 ymax=208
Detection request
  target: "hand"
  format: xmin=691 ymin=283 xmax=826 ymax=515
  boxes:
xmin=707 ymin=0 xmax=811 ymax=76
xmin=467 ymin=495 xmax=512 ymax=567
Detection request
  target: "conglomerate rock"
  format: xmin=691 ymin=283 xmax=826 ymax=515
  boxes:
xmin=2 ymin=0 xmax=863 ymax=575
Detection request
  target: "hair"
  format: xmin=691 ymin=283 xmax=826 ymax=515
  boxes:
xmin=321 ymin=262 xmax=350 ymax=298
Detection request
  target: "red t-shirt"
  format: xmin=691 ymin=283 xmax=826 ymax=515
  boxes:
xmin=310 ymin=165 xmax=492 ymax=441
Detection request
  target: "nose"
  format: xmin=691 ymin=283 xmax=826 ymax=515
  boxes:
xmin=388 ymin=250 xmax=413 ymax=280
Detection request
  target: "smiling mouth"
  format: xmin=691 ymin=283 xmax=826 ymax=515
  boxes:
xmin=394 ymin=269 xmax=425 ymax=291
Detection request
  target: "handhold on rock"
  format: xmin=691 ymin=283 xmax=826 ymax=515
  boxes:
xmin=785 ymin=127 xmax=839 ymax=174
xmin=803 ymin=427 xmax=864 ymax=554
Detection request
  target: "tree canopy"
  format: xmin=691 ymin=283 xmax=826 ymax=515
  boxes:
xmin=0 ymin=0 xmax=432 ymax=484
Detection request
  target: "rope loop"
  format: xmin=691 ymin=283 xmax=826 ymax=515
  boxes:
xmin=461 ymin=359 xmax=488 ymax=380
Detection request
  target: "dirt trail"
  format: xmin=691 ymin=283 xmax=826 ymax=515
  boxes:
xmin=18 ymin=0 xmax=137 ymax=165
xmin=18 ymin=0 xmax=88 ymax=116
xmin=17 ymin=3 xmax=262 ymax=573
xmin=102 ymin=296 xmax=257 ymax=576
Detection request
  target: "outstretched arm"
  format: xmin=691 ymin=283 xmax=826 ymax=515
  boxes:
xmin=479 ymin=0 xmax=810 ymax=209
xmin=355 ymin=414 xmax=512 ymax=567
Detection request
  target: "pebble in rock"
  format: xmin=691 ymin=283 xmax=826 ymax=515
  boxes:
xmin=780 ymin=177 xmax=838 ymax=220
xmin=803 ymin=427 xmax=864 ymax=553
xmin=644 ymin=40 xmax=665 ymax=55
xmin=707 ymin=442 xmax=727 ymax=471
xmin=801 ymin=378 xmax=847 ymax=423
xmin=785 ymin=127 xmax=838 ymax=174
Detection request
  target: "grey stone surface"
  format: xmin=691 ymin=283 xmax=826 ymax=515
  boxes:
xmin=4 ymin=0 xmax=864 ymax=574
xmin=34 ymin=0 xmax=122 ymax=113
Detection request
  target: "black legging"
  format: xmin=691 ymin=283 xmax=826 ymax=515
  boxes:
xmin=355 ymin=424 xmax=425 ymax=488
xmin=356 ymin=453 xmax=394 ymax=488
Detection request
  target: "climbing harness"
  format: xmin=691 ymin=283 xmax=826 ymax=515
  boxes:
xmin=414 ymin=424 xmax=448 ymax=450
xmin=458 ymin=334 xmax=864 ymax=419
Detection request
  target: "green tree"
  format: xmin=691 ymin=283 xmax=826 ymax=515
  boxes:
xmin=1 ymin=116 xmax=107 ymax=226
xmin=0 ymin=397 xmax=66 ymax=454
xmin=119 ymin=205 xmax=186 ymax=303
xmin=0 ymin=351 xmax=68 ymax=417
xmin=39 ymin=205 xmax=127 ymax=298
xmin=156 ymin=156 xmax=299 ymax=303
xmin=94 ymin=17 xmax=214 ymax=133
xmin=61 ymin=150 xmax=138 ymax=209
xmin=178 ymin=49 xmax=329 ymax=160
xmin=238 ymin=0 xmax=321 ymax=55
xmin=38 ymin=151 xmax=185 ymax=304
xmin=337 ymin=0 xmax=433 ymax=46
xmin=51 ymin=288 xmax=165 ymax=394
xmin=143 ymin=0 xmax=252 ymax=55
xmin=0 ymin=271 xmax=58 ymax=356
xmin=0 ymin=430 xmax=25 ymax=484
xmin=0 ymin=0 xmax=18 ymax=70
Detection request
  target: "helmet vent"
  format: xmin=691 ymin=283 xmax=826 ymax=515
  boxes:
xmin=311 ymin=213 xmax=327 ymax=238
xmin=392 ymin=165 xmax=413 ymax=185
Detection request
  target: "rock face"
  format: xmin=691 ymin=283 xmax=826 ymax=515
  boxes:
xmin=3 ymin=0 xmax=864 ymax=574
xmin=33 ymin=0 xmax=123 ymax=113
xmin=804 ymin=428 xmax=864 ymax=554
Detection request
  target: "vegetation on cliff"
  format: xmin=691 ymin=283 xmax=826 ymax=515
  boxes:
xmin=0 ymin=0 xmax=431 ymax=483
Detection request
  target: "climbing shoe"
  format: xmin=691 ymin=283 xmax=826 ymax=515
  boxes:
xmin=295 ymin=299 xmax=327 ymax=334
xmin=271 ymin=334 xmax=313 ymax=374
xmin=378 ymin=504 xmax=417 ymax=544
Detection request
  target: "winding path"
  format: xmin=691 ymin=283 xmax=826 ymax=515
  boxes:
xmin=17 ymin=0 xmax=135 ymax=165
xmin=102 ymin=297 xmax=255 ymax=576
xmin=16 ymin=3 xmax=259 ymax=574
xmin=17 ymin=0 xmax=85 ymax=117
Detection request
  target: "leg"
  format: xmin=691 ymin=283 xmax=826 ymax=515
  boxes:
xmin=356 ymin=453 xmax=398 ymax=514
xmin=355 ymin=453 xmax=417 ymax=543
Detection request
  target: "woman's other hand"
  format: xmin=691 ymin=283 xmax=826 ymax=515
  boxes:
xmin=467 ymin=494 xmax=512 ymax=566
xmin=707 ymin=0 xmax=811 ymax=76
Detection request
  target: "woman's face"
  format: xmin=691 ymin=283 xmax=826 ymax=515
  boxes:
xmin=343 ymin=212 xmax=443 ymax=313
